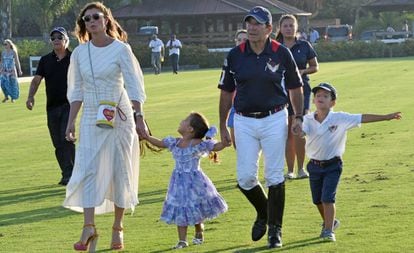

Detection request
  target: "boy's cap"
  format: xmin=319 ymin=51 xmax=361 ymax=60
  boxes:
xmin=312 ymin=83 xmax=337 ymax=99
xmin=50 ymin=27 xmax=68 ymax=38
xmin=244 ymin=6 xmax=272 ymax=24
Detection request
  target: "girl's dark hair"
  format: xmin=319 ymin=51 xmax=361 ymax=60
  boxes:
xmin=75 ymin=2 xmax=128 ymax=43
xmin=275 ymin=14 xmax=298 ymax=42
xmin=189 ymin=112 xmax=209 ymax=139
xmin=189 ymin=112 xmax=220 ymax=163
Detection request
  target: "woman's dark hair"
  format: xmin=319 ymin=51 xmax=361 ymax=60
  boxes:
xmin=275 ymin=14 xmax=298 ymax=42
xmin=75 ymin=2 xmax=128 ymax=43
xmin=189 ymin=112 xmax=209 ymax=139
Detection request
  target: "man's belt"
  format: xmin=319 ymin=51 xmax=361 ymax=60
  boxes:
xmin=237 ymin=104 xmax=286 ymax=119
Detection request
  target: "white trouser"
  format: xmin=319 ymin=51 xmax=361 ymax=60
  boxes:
xmin=234 ymin=109 xmax=288 ymax=190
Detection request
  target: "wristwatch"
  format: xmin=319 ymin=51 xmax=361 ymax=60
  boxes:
xmin=134 ymin=111 xmax=144 ymax=118
xmin=295 ymin=115 xmax=303 ymax=121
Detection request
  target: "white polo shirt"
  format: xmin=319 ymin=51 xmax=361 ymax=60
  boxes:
xmin=303 ymin=111 xmax=362 ymax=160
xmin=149 ymin=38 xmax=164 ymax=53
xmin=166 ymin=39 xmax=182 ymax=56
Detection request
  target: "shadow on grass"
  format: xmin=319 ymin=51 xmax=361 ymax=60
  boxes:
xmin=229 ymin=237 xmax=327 ymax=252
xmin=0 ymin=184 xmax=61 ymax=195
xmin=0 ymin=186 xmax=65 ymax=207
xmin=0 ymin=205 xmax=76 ymax=226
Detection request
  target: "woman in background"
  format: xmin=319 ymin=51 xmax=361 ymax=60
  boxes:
xmin=276 ymin=15 xmax=319 ymax=179
xmin=1 ymin=39 xmax=22 ymax=103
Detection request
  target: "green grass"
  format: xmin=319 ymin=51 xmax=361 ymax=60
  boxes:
xmin=1 ymin=57 xmax=413 ymax=252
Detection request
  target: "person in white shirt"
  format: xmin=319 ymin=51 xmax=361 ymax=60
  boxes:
xmin=166 ymin=34 xmax=182 ymax=74
xmin=149 ymin=34 xmax=164 ymax=74
xmin=309 ymin=27 xmax=320 ymax=44
xmin=302 ymin=83 xmax=401 ymax=242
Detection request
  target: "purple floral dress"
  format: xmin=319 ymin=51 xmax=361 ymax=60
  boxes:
xmin=160 ymin=136 xmax=228 ymax=226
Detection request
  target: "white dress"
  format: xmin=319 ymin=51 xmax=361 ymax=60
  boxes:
xmin=63 ymin=40 xmax=146 ymax=214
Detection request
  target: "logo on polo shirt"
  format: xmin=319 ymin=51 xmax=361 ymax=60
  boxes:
xmin=328 ymin=125 xmax=338 ymax=132
xmin=265 ymin=58 xmax=279 ymax=73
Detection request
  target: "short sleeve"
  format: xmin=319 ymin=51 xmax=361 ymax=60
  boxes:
xmin=308 ymin=44 xmax=317 ymax=60
xmin=281 ymin=47 xmax=303 ymax=90
xmin=217 ymin=50 xmax=236 ymax=92
xmin=67 ymin=47 xmax=84 ymax=102
xmin=35 ymin=56 xmax=46 ymax=77
xmin=163 ymin=136 xmax=178 ymax=151
xmin=119 ymin=43 xmax=146 ymax=103
xmin=194 ymin=139 xmax=216 ymax=156
xmin=302 ymin=114 xmax=311 ymax=135
xmin=340 ymin=112 xmax=362 ymax=130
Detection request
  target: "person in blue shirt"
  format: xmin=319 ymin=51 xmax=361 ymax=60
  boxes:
xmin=218 ymin=6 xmax=304 ymax=248
xmin=276 ymin=14 xmax=319 ymax=180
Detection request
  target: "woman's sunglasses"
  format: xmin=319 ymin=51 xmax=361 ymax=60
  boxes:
xmin=50 ymin=35 xmax=64 ymax=41
xmin=82 ymin=12 xmax=104 ymax=22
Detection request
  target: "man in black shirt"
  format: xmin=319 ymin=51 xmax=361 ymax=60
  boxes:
xmin=26 ymin=27 xmax=74 ymax=186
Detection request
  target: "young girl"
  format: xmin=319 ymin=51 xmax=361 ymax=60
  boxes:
xmin=144 ymin=112 xmax=229 ymax=249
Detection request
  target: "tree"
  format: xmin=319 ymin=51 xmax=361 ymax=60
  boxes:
xmin=0 ymin=0 xmax=12 ymax=39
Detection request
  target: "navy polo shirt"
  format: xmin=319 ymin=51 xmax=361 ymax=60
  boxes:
xmin=36 ymin=50 xmax=71 ymax=111
xmin=218 ymin=38 xmax=303 ymax=113
xmin=288 ymin=39 xmax=317 ymax=84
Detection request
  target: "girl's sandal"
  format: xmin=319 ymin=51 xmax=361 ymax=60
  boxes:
xmin=173 ymin=240 xmax=189 ymax=249
xmin=192 ymin=231 xmax=204 ymax=245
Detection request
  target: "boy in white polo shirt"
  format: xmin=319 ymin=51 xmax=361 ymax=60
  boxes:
xmin=302 ymin=83 xmax=401 ymax=242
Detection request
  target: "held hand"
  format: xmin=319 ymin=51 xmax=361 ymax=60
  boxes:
xmin=388 ymin=112 xmax=402 ymax=120
xmin=220 ymin=127 xmax=232 ymax=147
xmin=18 ymin=70 xmax=23 ymax=76
xmin=26 ymin=97 xmax=34 ymax=110
xmin=291 ymin=118 xmax=303 ymax=136
xmin=135 ymin=116 xmax=149 ymax=140
xmin=65 ymin=123 xmax=77 ymax=142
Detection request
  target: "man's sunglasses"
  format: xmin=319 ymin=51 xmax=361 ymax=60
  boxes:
xmin=50 ymin=35 xmax=64 ymax=41
xmin=82 ymin=12 xmax=104 ymax=22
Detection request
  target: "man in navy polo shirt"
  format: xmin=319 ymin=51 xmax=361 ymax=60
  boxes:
xmin=26 ymin=27 xmax=74 ymax=186
xmin=218 ymin=6 xmax=304 ymax=248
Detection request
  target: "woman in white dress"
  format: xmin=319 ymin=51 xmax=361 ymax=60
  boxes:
xmin=63 ymin=2 xmax=149 ymax=251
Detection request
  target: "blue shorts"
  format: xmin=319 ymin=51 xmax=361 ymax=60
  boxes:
xmin=288 ymin=83 xmax=311 ymax=116
xmin=307 ymin=159 xmax=343 ymax=204
xmin=227 ymin=107 xmax=235 ymax=128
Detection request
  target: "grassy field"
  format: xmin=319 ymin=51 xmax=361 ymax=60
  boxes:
xmin=0 ymin=57 xmax=413 ymax=252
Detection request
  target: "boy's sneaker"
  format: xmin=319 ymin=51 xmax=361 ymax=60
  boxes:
xmin=320 ymin=219 xmax=340 ymax=236
xmin=320 ymin=229 xmax=336 ymax=242
xmin=297 ymin=168 xmax=309 ymax=179
xmin=285 ymin=172 xmax=295 ymax=179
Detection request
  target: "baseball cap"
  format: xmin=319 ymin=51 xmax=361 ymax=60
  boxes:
xmin=312 ymin=83 xmax=337 ymax=100
xmin=244 ymin=6 xmax=272 ymax=24
xmin=50 ymin=27 xmax=68 ymax=38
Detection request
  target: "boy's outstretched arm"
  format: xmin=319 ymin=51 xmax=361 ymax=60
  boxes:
xmin=361 ymin=112 xmax=402 ymax=123
xmin=145 ymin=135 xmax=167 ymax=148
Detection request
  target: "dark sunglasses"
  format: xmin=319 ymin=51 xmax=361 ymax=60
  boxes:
xmin=3 ymin=43 xmax=8 ymax=46
xmin=50 ymin=35 xmax=64 ymax=41
xmin=82 ymin=12 xmax=104 ymax=22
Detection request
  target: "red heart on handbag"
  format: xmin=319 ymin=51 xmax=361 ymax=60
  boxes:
xmin=103 ymin=108 xmax=115 ymax=121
